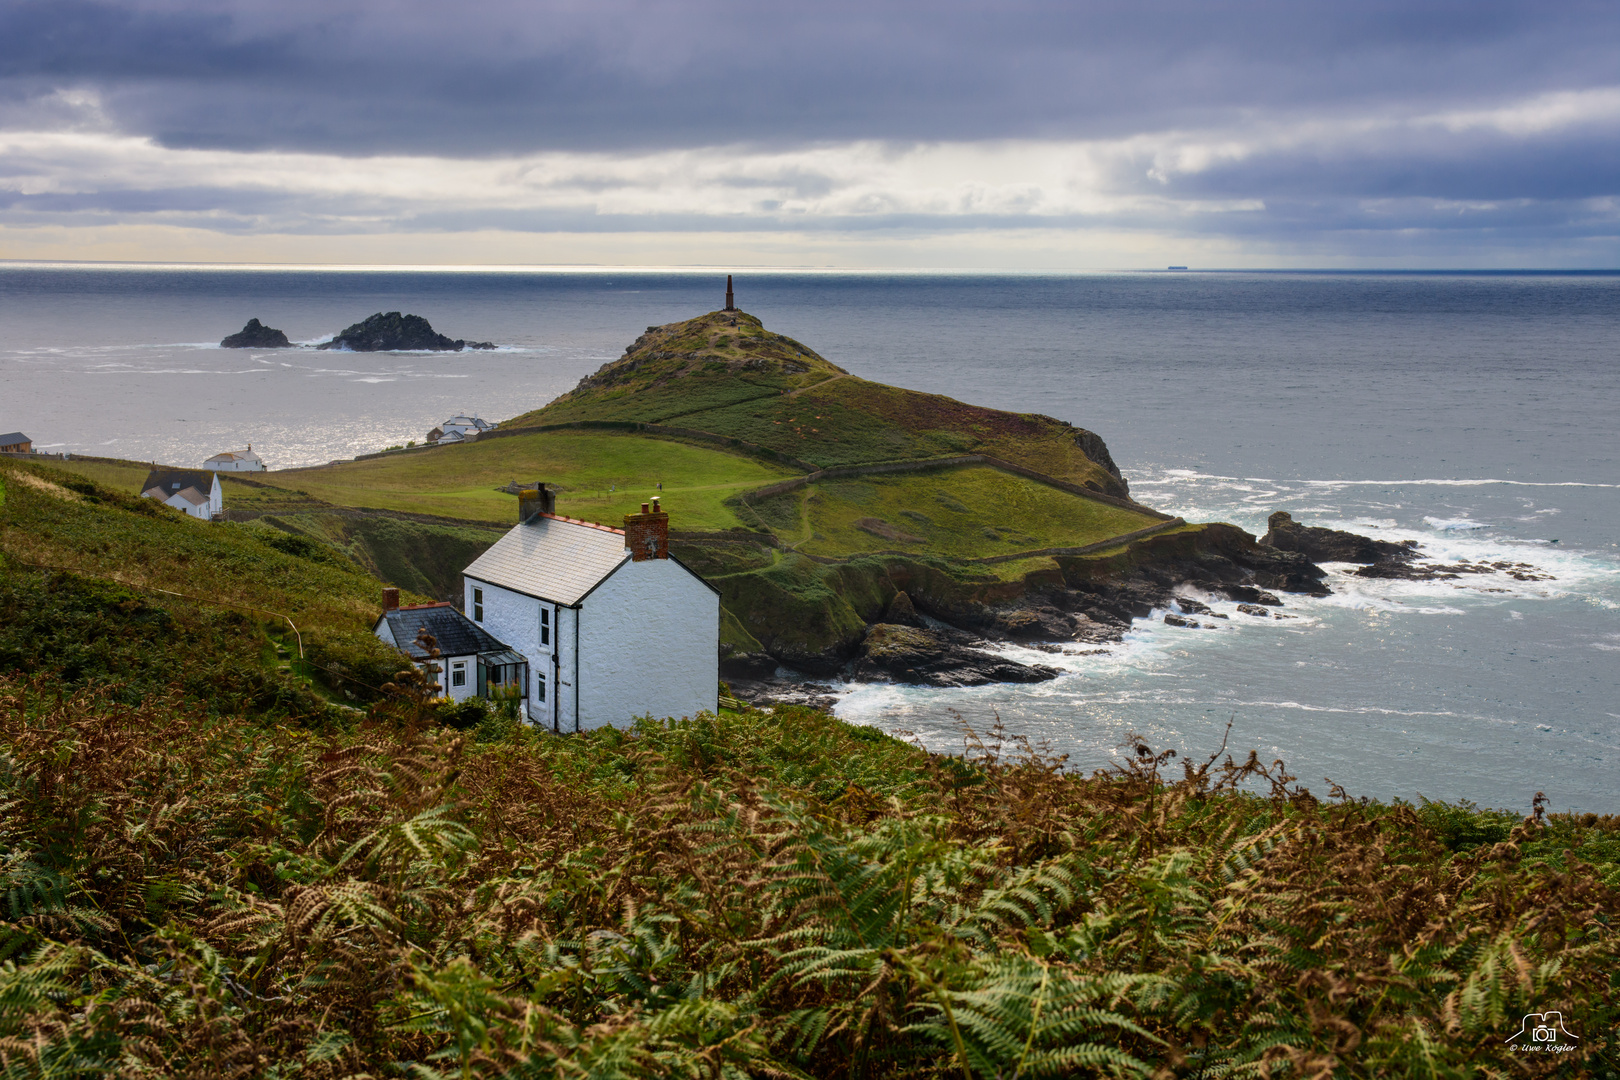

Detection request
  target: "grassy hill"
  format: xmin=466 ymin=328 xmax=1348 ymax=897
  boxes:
xmin=506 ymin=309 xmax=1130 ymax=495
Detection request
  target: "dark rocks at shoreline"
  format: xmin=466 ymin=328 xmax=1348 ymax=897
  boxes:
xmin=881 ymin=590 xmax=929 ymax=628
xmin=1262 ymin=510 xmax=1418 ymax=569
xmin=317 ymin=312 xmax=496 ymax=352
xmin=220 ymin=318 xmax=291 ymax=348
xmin=721 ymin=517 xmax=1353 ymax=696
xmin=852 ymin=624 xmax=1061 ymax=687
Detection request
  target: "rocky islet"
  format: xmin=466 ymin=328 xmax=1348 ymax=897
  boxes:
xmin=220 ymin=312 xmax=496 ymax=351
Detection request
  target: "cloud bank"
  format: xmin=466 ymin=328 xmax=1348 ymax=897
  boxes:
xmin=2 ymin=0 xmax=1618 ymax=266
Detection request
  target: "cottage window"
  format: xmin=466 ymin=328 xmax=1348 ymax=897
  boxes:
xmin=536 ymin=671 xmax=547 ymax=703
xmin=451 ymin=661 xmax=466 ymax=688
xmin=472 ymin=587 xmax=483 ymax=622
xmin=540 ymin=607 xmax=551 ymax=646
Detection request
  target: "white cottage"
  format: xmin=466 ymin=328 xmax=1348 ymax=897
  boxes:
xmin=140 ymin=468 xmax=222 ymax=520
xmin=203 ymin=445 xmax=266 ymax=472
xmin=461 ymin=484 xmax=720 ymax=731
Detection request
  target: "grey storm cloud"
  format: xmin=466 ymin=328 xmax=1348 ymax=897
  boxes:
xmin=3 ymin=0 xmax=1620 ymax=261
xmin=2 ymin=0 xmax=1617 ymax=154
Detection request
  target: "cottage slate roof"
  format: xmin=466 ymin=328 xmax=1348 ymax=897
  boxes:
xmin=379 ymin=604 xmax=510 ymax=660
xmin=462 ymin=514 xmax=630 ymax=605
xmin=141 ymin=469 xmax=216 ymax=498
xmin=0 ymin=432 xmax=28 ymax=446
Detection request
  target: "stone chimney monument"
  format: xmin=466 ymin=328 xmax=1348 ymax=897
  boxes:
xmin=725 ymin=274 xmax=735 ymax=311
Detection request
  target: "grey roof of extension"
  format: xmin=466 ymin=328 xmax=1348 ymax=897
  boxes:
xmin=0 ymin=432 xmax=28 ymax=445
xmin=462 ymin=514 xmax=630 ymax=606
xmin=378 ymin=605 xmax=510 ymax=660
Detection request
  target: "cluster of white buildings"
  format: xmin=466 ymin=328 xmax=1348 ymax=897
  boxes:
xmin=373 ymin=484 xmax=720 ymax=731
xmin=426 ymin=416 xmax=497 ymax=445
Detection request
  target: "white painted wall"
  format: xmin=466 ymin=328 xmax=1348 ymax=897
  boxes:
xmin=576 ymin=558 xmax=719 ymax=730
xmin=463 ymin=576 xmax=558 ymax=725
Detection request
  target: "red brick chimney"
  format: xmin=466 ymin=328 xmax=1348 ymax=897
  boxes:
xmin=624 ymin=497 xmax=669 ymax=561
xmin=383 ymin=586 xmax=400 ymax=610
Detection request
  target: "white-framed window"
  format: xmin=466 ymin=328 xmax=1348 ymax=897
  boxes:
xmin=540 ymin=607 xmax=551 ymax=647
xmin=472 ymin=587 xmax=483 ymax=622
xmin=536 ymin=671 xmax=547 ymax=703
xmin=451 ymin=661 xmax=466 ymax=688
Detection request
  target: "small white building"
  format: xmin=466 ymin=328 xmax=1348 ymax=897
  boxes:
xmin=442 ymin=415 xmax=496 ymax=438
xmin=460 ymin=484 xmax=720 ymax=731
xmin=372 ymin=592 xmax=527 ymax=705
xmin=140 ymin=468 xmax=222 ymax=520
xmin=203 ymin=445 xmax=266 ymax=472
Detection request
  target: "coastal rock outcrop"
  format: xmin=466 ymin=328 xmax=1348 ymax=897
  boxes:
xmin=851 ymin=623 xmax=1061 ymax=687
xmin=1262 ymin=511 xmax=1417 ymax=564
xmin=220 ymin=319 xmax=291 ymax=348
xmin=318 ymin=312 xmax=496 ymax=352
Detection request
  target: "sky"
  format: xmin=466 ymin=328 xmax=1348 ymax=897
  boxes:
xmin=2 ymin=0 xmax=1619 ymax=268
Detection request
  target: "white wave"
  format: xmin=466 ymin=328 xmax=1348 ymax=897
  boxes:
xmin=1424 ymin=517 xmax=1493 ymax=531
xmin=1134 ymin=468 xmax=1617 ymax=490
xmin=1311 ymin=477 xmax=1619 ymax=489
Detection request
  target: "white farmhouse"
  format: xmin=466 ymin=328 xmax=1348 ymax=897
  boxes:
xmin=460 ymin=484 xmax=720 ymax=731
xmin=203 ymin=445 xmax=266 ymax=472
xmin=372 ymin=591 xmax=528 ymax=705
xmin=140 ymin=468 xmax=222 ymax=520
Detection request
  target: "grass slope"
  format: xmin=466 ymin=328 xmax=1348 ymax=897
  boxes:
xmin=748 ymin=464 xmax=1163 ymax=559
xmin=0 ymin=460 xmax=409 ymax=710
xmin=506 ymin=309 xmax=1128 ymax=494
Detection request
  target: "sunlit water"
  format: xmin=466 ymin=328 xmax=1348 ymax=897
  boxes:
xmin=3 ymin=266 xmax=1616 ymax=810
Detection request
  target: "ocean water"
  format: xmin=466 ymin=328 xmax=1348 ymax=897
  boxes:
xmin=2 ymin=265 xmax=1616 ymax=811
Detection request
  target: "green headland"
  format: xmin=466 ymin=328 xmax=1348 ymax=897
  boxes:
xmin=46 ymin=307 xmax=1208 ymax=677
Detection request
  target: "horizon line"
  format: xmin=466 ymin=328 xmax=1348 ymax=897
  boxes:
xmin=3 ymin=259 xmax=1620 ymax=276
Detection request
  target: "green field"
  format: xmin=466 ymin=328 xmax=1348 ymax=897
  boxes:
xmin=59 ymin=432 xmax=801 ymax=531
xmin=747 ymin=465 xmax=1163 ymax=559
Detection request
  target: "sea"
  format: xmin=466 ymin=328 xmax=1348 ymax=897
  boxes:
xmin=3 ymin=265 xmax=1616 ymax=812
